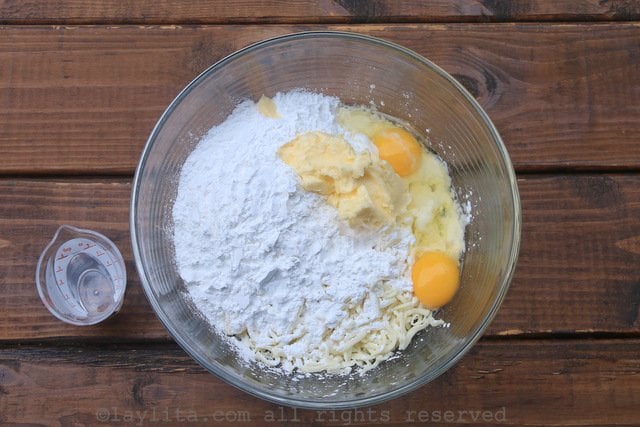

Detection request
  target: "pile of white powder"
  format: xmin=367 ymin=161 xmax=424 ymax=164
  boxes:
xmin=172 ymin=91 xmax=415 ymax=367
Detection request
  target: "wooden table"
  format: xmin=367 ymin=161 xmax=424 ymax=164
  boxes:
xmin=2 ymin=2 xmax=639 ymax=425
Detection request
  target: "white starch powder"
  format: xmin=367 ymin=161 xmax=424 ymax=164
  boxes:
xmin=173 ymin=91 xmax=425 ymax=371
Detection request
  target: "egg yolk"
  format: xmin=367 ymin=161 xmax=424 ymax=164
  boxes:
xmin=411 ymin=251 xmax=460 ymax=309
xmin=372 ymin=126 xmax=422 ymax=177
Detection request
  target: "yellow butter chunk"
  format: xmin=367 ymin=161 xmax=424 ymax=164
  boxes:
xmin=257 ymin=95 xmax=280 ymax=118
xmin=278 ymin=131 xmax=409 ymax=226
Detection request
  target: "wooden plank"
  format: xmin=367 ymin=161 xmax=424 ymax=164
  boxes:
xmin=1 ymin=174 xmax=639 ymax=340
xmin=1 ymin=339 xmax=639 ymax=425
xmin=1 ymin=24 xmax=639 ymax=175
xmin=0 ymin=1 xmax=638 ymax=24
xmin=501 ymin=173 xmax=640 ymax=336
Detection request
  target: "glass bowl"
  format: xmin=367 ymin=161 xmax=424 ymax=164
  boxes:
xmin=131 ymin=31 xmax=521 ymax=409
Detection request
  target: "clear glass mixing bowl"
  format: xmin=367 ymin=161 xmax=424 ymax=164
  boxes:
xmin=131 ymin=31 xmax=521 ymax=409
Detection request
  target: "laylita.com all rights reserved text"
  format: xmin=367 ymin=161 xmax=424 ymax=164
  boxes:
xmin=96 ymin=405 xmax=507 ymax=425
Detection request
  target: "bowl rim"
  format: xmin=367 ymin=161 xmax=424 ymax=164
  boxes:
xmin=131 ymin=30 xmax=522 ymax=409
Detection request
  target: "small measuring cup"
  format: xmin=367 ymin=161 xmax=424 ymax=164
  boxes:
xmin=36 ymin=225 xmax=127 ymax=325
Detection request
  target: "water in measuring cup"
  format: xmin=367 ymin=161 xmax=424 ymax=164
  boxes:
xmin=65 ymin=249 xmax=116 ymax=314
xmin=37 ymin=226 xmax=126 ymax=325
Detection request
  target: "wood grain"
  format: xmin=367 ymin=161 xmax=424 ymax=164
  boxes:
xmin=1 ymin=175 xmax=639 ymax=340
xmin=1 ymin=339 xmax=639 ymax=425
xmin=1 ymin=24 xmax=639 ymax=175
xmin=0 ymin=0 xmax=638 ymax=24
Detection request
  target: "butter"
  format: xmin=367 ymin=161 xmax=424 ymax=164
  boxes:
xmin=257 ymin=95 xmax=280 ymax=118
xmin=278 ymin=131 xmax=409 ymax=226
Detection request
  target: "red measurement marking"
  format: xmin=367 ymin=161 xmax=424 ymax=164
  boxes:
xmin=57 ymin=253 xmax=67 ymax=260
xmin=58 ymin=279 xmax=64 ymax=286
xmin=63 ymin=247 xmax=72 ymax=253
xmin=56 ymin=265 xmax=63 ymax=273
xmin=86 ymin=243 xmax=96 ymax=249
xmin=96 ymin=250 xmax=105 ymax=257
xmin=105 ymin=260 xmax=113 ymax=267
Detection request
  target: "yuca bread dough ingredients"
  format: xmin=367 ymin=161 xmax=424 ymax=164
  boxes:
xmin=290 ymin=108 xmax=467 ymax=310
xmin=172 ymin=91 xmax=468 ymax=374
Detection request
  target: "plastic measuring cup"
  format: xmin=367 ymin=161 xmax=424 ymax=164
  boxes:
xmin=36 ymin=225 xmax=127 ymax=325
